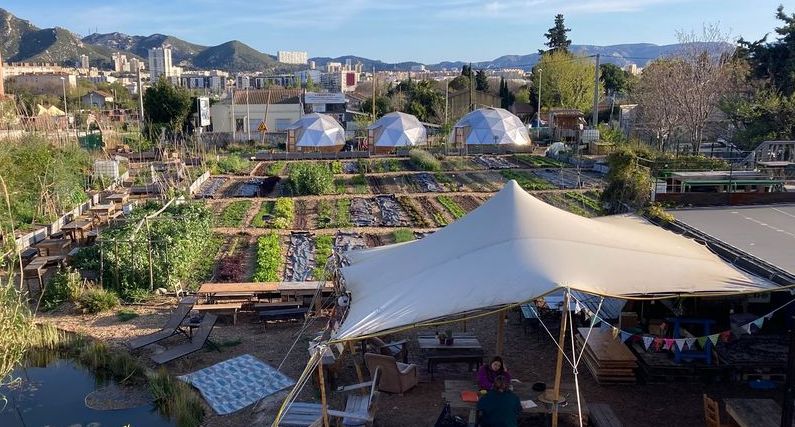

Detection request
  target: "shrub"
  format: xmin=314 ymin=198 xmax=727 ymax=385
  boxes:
xmin=252 ymin=232 xmax=281 ymax=282
xmin=149 ymin=368 xmax=205 ymax=427
xmin=266 ymin=161 xmax=286 ymax=175
xmin=393 ymin=229 xmax=415 ymax=243
xmin=409 ymin=149 xmax=441 ymax=171
xmin=41 ymin=268 xmax=83 ymax=311
xmin=329 ymin=160 xmax=344 ymax=174
xmin=210 ymin=154 xmax=250 ymax=175
xmin=288 ymin=162 xmax=335 ymax=195
xmin=77 ymin=288 xmax=120 ymax=314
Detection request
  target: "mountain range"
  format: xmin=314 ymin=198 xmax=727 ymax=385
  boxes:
xmin=1 ymin=7 xmax=708 ymax=74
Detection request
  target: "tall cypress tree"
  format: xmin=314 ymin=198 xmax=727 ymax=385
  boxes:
xmin=475 ymin=70 xmax=489 ymax=91
xmin=542 ymin=14 xmax=572 ymax=54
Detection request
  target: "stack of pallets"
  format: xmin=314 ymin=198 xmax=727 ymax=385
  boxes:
xmin=575 ymin=327 xmax=637 ymax=384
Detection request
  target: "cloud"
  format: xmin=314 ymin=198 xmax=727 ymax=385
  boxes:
xmin=433 ymin=0 xmax=693 ymax=19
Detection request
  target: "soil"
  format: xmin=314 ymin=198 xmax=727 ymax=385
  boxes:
xmin=293 ymin=200 xmax=313 ymax=230
xmin=452 ymin=195 xmax=482 ymax=213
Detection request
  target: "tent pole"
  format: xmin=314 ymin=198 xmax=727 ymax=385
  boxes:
xmin=551 ymin=291 xmax=570 ymax=427
xmin=349 ymin=340 xmax=366 ymax=384
xmin=317 ymin=362 xmax=330 ymax=427
xmin=496 ymin=309 xmax=506 ymax=355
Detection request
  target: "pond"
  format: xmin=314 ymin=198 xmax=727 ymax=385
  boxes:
xmin=0 ymin=357 xmax=174 ymax=427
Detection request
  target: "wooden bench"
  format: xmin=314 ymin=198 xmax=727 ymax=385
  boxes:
xmin=193 ymin=302 xmax=242 ymax=325
xmin=426 ymin=352 xmax=484 ymax=380
xmin=589 ymin=403 xmax=623 ymax=427
xmin=254 ymin=302 xmax=302 ymax=311
xmin=259 ymin=307 xmax=309 ymax=325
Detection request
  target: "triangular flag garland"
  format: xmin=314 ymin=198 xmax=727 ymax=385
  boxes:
xmin=561 ymin=291 xmax=795 ymax=350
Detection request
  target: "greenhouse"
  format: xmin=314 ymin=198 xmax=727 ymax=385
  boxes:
xmin=449 ymin=107 xmax=531 ymax=146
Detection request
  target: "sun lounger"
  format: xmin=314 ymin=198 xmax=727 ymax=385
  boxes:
xmin=151 ymin=313 xmax=217 ymax=364
xmin=128 ymin=297 xmax=195 ymax=350
xmin=281 ymin=369 xmax=381 ymax=427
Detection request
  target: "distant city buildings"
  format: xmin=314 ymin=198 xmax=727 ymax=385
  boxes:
xmin=178 ymin=70 xmax=229 ymax=92
xmin=0 ymin=52 xmax=4 ymax=97
xmin=624 ymin=63 xmax=641 ymax=75
xmin=277 ymin=51 xmax=308 ymax=65
xmin=79 ymin=54 xmax=89 ymax=69
xmin=11 ymin=73 xmax=76 ymax=95
xmin=148 ymin=45 xmax=174 ymax=79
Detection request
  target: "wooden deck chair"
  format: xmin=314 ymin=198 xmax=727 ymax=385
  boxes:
xmin=703 ymin=394 xmax=729 ymax=427
xmin=128 ymin=296 xmax=195 ymax=350
xmin=151 ymin=313 xmax=217 ymax=365
xmin=281 ymin=368 xmax=381 ymax=427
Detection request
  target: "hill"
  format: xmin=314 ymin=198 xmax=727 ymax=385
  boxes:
xmin=83 ymin=32 xmax=206 ymax=64
xmin=192 ymin=40 xmax=276 ymax=72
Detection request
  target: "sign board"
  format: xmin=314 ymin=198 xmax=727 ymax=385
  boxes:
xmin=305 ymin=92 xmax=346 ymax=104
xmin=312 ymin=103 xmax=326 ymax=113
xmin=257 ymin=121 xmax=268 ymax=132
xmin=198 ymin=97 xmax=211 ymax=127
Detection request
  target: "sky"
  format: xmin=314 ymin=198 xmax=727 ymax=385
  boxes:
xmin=2 ymin=0 xmax=788 ymax=63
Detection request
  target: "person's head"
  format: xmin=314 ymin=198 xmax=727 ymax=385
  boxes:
xmin=489 ymin=356 xmax=505 ymax=373
xmin=493 ymin=375 xmax=508 ymax=392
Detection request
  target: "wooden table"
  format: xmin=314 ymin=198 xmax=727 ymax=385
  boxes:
xmin=443 ymin=380 xmax=589 ymax=425
xmin=61 ymin=219 xmax=94 ymax=243
xmin=106 ymin=193 xmax=129 ymax=205
xmin=34 ymin=239 xmax=72 ymax=256
xmin=724 ymin=398 xmax=781 ymax=427
xmin=418 ymin=334 xmax=484 ymax=379
xmin=417 ymin=333 xmax=482 ymax=351
xmin=89 ymin=204 xmax=116 ymax=223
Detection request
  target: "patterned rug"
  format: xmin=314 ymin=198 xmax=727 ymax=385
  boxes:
xmin=178 ymin=354 xmax=295 ymax=415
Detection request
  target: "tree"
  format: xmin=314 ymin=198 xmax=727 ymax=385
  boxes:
xmin=143 ymin=77 xmax=192 ymax=135
xmin=498 ymin=77 xmax=516 ymax=108
xmin=475 ymin=70 xmax=489 ymax=91
xmin=387 ymin=79 xmax=444 ymax=122
xmin=461 ymin=64 xmax=473 ymax=78
xmin=361 ymin=95 xmax=392 ymax=118
xmin=533 ymin=51 xmax=599 ymax=113
xmin=600 ymin=63 xmax=629 ymax=96
xmin=304 ymin=75 xmax=320 ymax=91
xmin=542 ymin=14 xmax=572 ymax=54
xmin=633 ymin=60 xmax=685 ymax=151
xmin=737 ymin=5 xmax=795 ymax=96
xmin=449 ymin=75 xmax=470 ymax=91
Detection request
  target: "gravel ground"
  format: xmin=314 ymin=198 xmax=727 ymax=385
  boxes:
xmin=39 ymin=301 xmax=784 ymax=427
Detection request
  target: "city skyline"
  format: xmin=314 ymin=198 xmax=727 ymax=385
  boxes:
xmin=2 ymin=0 xmax=787 ymax=64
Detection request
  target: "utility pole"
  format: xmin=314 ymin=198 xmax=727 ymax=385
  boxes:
xmin=371 ymin=66 xmax=376 ymax=120
xmin=469 ymin=62 xmax=474 ymax=112
xmin=592 ymin=54 xmax=600 ymax=127
xmin=444 ymin=78 xmax=449 ymax=126
xmin=537 ymin=68 xmax=542 ymax=139
xmin=137 ymin=67 xmax=144 ymax=132
xmin=246 ymin=86 xmax=251 ymax=141
xmin=231 ymin=87 xmax=236 ymax=141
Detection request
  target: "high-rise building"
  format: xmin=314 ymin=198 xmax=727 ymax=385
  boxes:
xmin=80 ymin=54 xmax=90 ymax=69
xmin=277 ymin=51 xmax=308 ymax=65
xmin=148 ymin=45 xmax=174 ymax=79
xmin=112 ymin=52 xmax=129 ymax=72
xmin=129 ymin=57 xmax=145 ymax=72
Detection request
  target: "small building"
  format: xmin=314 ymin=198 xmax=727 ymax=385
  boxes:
xmin=9 ymin=73 xmax=76 ymax=95
xmin=549 ymin=108 xmax=586 ymax=142
xmin=209 ymin=89 xmax=303 ymax=140
xmin=286 ymin=113 xmax=346 ymax=153
xmin=81 ymin=90 xmax=114 ymax=109
xmin=666 ymin=171 xmax=784 ymax=194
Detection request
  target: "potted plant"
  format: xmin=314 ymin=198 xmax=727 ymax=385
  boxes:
xmin=445 ymin=329 xmax=454 ymax=345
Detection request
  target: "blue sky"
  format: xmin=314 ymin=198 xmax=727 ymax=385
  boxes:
xmin=2 ymin=0 xmax=787 ymax=63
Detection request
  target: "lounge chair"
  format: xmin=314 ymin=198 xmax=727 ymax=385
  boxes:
xmin=281 ymin=368 xmax=381 ymax=427
xmin=151 ymin=313 xmax=218 ymax=364
xmin=127 ymin=296 xmax=196 ymax=350
xmin=364 ymin=353 xmax=418 ymax=395
xmin=364 ymin=337 xmax=408 ymax=363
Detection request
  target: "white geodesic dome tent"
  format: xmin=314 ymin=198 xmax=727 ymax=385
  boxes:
xmin=449 ymin=107 xmax=531 ymax=145
xmin=287 ymin=113 xmax=346 ymax=148
xmin=367 ymin=112 xmax=427 ymax=147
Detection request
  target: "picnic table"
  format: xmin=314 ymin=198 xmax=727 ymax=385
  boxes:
xmin=34 ymin=238 xmax=71 ymax=256
xmin=443 ymin=380 xmax=589 ymax=425
xmin=106 ymin=193 xmax=129 ymax=205
xmin=418 ymin=333 xmax=484 ymax=379
xmin=724 ymin=398 xmax=781 ymax=427
xmin=89 ymin=204 xmax=116 ymax=223
xmin=61 ymin=219 xmax=94 ymax=244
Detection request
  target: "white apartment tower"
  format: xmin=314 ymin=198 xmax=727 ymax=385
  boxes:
xmin=277 ymin=51 xmax=308 ymax=65
xmin=80 ymin=54 xmax=90 ymax=69
xmin=148 ymin=45 xmax=174 ymax=79
xmin=112 ymin=52 xmax=129 ymax=72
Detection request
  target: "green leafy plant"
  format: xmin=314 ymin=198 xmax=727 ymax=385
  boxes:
xmin=500 ymin=170 xmax=556 ymax=190
xmin=77 ymin=288 xmax=120 ymax=314
xmin=266 ymin=161 xmax=286 ymax=175
xmin=409 ymin=149 xmax=442 ymax=171
xmin=217 ymin=200 xmax=252 ymax=227
xmin=272 ymin=198 xmax=295 ymax=229
xmin=207 ymin=154 xmax=251 ymax=175
xmin=313 ymin=235 xmax=334 ymax=279
xmin=288 ymin=162 xmax=335 ymax=195
xmin=437 ymin=196 xmax=466 ymax=219
xmin=392 ymin=229 xmax=416 ymax=243
xmin=252 ymin=232 xmax=281 ymax=282
xmin=40 ymin=267 xmax=83 ymax=311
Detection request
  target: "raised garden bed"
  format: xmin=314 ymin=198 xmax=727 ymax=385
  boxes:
xmin=512 ymin=154 xmax=567 ymax=168
xmin=252 ymin=232 xmax=282 ymax=282
xmin=500 ymin=170 xmax=556 ymax=191
xmin=217 ymin=200 xmax=252 ymax=227
xmin=437 ymin=195 xmax=466 ymax=220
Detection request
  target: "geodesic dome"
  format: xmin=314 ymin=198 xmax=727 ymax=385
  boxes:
xmin=367 ymin=112 xmax=427 ymax=147
xmin=449 ymin=107 xmax=531 ymax=145
xmin=288 ymin=113 xmax=346 ymax=147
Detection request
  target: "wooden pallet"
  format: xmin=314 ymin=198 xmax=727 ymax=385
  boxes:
xmin=576 ymin=328 xmax=637 ymax=385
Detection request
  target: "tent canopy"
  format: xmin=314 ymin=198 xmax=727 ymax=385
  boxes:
xmin=288 ymin=113 xmax=346 ymax=147
xmin=335 ymin=181 xmax=775 ymax=340
xmin=367 ymin=112 xmax=427 ymax=147
xmin=449 ymin=107 xmax=531 ymax=145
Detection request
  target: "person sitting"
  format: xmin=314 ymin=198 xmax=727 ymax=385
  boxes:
xmin=476 ymin=375 xmax=521 ymax=427
xmin=477 ymin=356 xmax=512 ymax=390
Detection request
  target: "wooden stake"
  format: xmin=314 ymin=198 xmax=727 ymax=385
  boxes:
xmin=496 ymin=309 xmax=506 ymax=356
xmin=349 ymin=340 xmax=365 ymax=384
xmin=551 ymin=292 xmax=570 ymax=427
xmin=317 ymin=362 xmax=330 ymax=427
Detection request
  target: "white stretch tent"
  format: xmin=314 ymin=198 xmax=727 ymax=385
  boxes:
xmin=449 ymin=107 xmax=531 ymax=145
xmin=367 ymin=112 xmax=427 ymax=147
xmin=335 ymin=180 xmax=774 ymax=340
xmin=287 ymin=113 xmax=346 ymax=148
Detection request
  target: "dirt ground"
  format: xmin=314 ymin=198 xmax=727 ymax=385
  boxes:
xmin=39 ymin=300 xmax=785 ymax=427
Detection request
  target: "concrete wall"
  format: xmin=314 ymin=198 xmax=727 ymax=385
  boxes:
xmin=210 ymin=103 xmax=302 ymax=134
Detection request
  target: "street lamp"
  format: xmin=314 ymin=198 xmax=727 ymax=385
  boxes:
xmin=60 ymin=76 xmax=68 ymax=130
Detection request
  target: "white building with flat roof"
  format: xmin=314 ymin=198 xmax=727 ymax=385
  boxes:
xmin=148 ymin=45 xmax=174 ymax=80
xmin=277 ymin=51 xmax=308 ymax=65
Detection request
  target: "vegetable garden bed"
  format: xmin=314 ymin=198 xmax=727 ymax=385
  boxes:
xmin=216 ymin=200 xmax=252 ymax=227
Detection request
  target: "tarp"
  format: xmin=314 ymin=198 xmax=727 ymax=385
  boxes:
xmin=287 ymin=113 xmax=345 ymax=147
xmin=334 ymin=180 xmax=775 ymax=340
xmin=367 ymin=112 xmax=427 ymax=147
xmin=449 ymin=107 xmax=531 ymax=145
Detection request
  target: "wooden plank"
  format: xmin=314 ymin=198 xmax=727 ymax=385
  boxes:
xmin=194 ymin=302 xmax=243 ymax=310
xmin=577 ymin=328 xmax=637 ymax=362
xmin=724 ymin=398 xmax=781 ymax=427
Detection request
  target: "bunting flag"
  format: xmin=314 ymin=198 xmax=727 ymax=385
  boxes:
xmin=685 ymin=337 xmax=697 ymax=350
xmin=743 ymin=323 xmax=753 ymax=334
xmin=674 ymin=338 xmax=687 ymax=351
xmin=574 ymin=301 xmax=582 ymax=314
xmin=643 ymin=336 xmax=654 ymax=350
xmin=708 ymin=334 xmax=720 ymax=346
xmin=620 ymin=331 xmax=632 ymax=343
xmin=697 ymin=336 xmax=708 ymax=348
xmin=720 ymin=331 xmax=732 ymax=342
xmin=663 ymin=339 xmax=674 ymax=350
xmin=753 ymin=317 xmax=765 ymax=329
